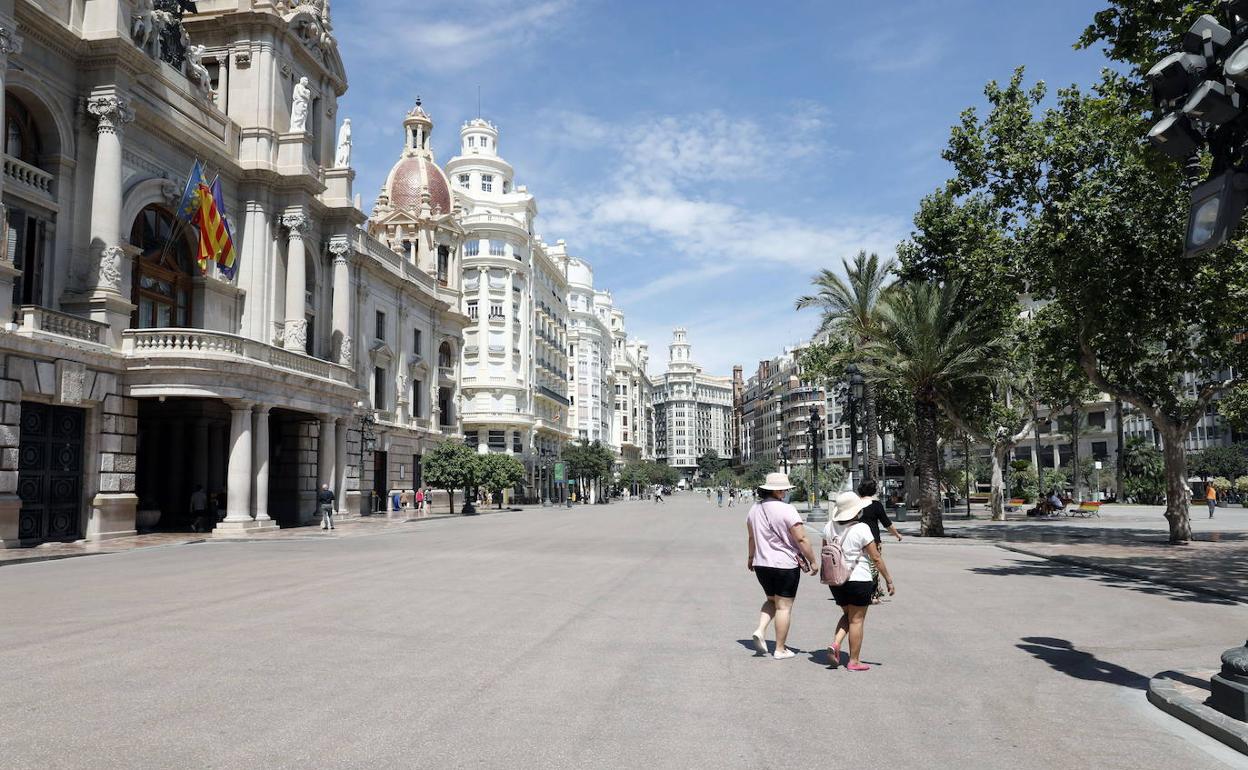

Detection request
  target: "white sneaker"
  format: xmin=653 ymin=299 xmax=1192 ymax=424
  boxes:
xmin=752 ymin=633 xmax=768 ymax=655
xmin=773 ymin=649 xmax=796 ymax=660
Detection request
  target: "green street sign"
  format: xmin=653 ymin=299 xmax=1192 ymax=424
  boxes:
xmin=554 ymin=462 xmax=567 ymax=483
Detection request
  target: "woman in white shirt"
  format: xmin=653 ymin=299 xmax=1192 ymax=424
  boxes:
xmin=822 ymin=492 xmax=896 ymax=671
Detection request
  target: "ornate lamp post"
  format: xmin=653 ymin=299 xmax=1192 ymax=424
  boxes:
xmin=808 ymin=404 xmax=824 ymax=521
xmin=359 ymin=412 xmax=377 ymax=515
xmin=541 ymin=449 xmax=552 ymax=507
xmin=846 ymin=363 xmax=864 ymax=491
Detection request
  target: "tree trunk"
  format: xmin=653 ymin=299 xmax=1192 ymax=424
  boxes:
xmin=916 ymin=399 xmax=944 ymax=537
xmin=990 ymin=443 xmax=1009 ymax=521
xmin=1114 ymin=399 xmax=1126 ymax=502
xmin=1159 ymin=424 xmax=1192 ymax=544
xmin=864 ymin=382 xmax=880 ymax=482
xmin=1071 ymin=406 xmax=1082 ymax=501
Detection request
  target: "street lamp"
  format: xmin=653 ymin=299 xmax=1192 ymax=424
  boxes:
xmin=846 ymin=363 xmax=864 ymax=491
xmin=360 ymin=413 xmax=377 ymax=515
xmin=808 ymin=404 xmax=824 ymax=521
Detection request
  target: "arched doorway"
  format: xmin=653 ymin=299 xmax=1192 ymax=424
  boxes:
xmin=129 ymin=204 xmax=195 ymax=328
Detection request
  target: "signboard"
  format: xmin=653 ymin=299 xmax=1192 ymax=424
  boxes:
xmin=553 ymin=461 xmax=567 ymax=484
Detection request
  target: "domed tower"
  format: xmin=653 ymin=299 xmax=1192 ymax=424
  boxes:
xmin=367 ymin=98 xmax=464 ymax=287
xmin=376 ymin=98 xmax=453 ymax=216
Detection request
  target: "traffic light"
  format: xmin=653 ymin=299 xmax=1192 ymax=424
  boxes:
xmin=1145 ymin=10 xmax=1248 ymax=255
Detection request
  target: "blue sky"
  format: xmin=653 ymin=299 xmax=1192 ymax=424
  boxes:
xmin=336 ymin=0 xmax=1110 ymax=377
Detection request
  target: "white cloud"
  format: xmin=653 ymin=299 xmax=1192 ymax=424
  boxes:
xmin=846 ymin=30 xmax=947 ymax=74
xmin=337 ymin=0 xmax=576 ymax=73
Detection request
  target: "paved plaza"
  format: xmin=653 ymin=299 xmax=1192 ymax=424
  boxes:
xmin=2 ymin=494 xmax=1245 ymax=768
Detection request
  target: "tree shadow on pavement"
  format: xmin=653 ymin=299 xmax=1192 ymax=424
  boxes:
xmin=948 ymin=524 xmax=1248 ymax=546
xmin=1016 ymin=637 xmax=1149 ymax=691
xmin=969 ymin=558 xmax=1240 ymax=606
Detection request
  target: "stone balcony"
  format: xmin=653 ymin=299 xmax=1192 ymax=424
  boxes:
xmin=459 ymin=211 xmax=529 ymax=240
xmin=122 ymin=328 xmax=354 ymax=386
xmin=14 ymin=305 xmax=109 ymax=349
xmin=4 ymin=155 xmax=55 ymax=203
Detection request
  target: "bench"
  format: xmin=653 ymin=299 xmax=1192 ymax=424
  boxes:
xmin=1069 ymin=501 xmax=1102 ymax=518
xmin=1005 ymin=498 xmax=1026 ymax=512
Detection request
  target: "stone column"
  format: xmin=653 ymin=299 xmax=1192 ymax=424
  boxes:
xmin=0 ymin=27 xmax=22 ymax=324
xmin=253 ymin=405 xmax=274 ymax=526
xmin=334 ymin=417 xmax=348 ymax=506
xmin=215 ymin=400 xmax=257 ymax=534
xmin=319 ymin=416 xmax=336 ymax=492
xmin=329 ymin=237 xmax=352 ymax=365
xmin=82 ymin=92 xmax=136 ymax=347
xmin=282 ymin=211 xmax=310 ymax=351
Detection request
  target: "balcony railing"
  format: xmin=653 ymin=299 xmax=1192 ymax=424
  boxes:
xmin=17 ymin=305 xmax=108 ymax=345
xmin=538 ymin=385 xmax=570 ymax=405
xmin=123 ymin=328 xmax=353 ymax=385
xmin=4 ymin=155 xmax=54 ymax=200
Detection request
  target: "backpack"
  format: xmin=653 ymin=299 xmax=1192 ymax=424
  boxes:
xmin=820 ymin=525 xmax=860 ymax=586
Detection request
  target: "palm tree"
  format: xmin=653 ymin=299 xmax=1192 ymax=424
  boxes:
xmin=796 ymin=250 xmax=895 ymax=485
xmin=859 ymin=279 xmax=1006 ymax=537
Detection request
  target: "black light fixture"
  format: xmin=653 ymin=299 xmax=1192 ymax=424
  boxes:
xmin=1183 ymin=15 xmax=1232 ymax=56
xmin=1147 ymin=51 xmax=1208 ymax=103
xmin=1187 ymin=170 xmax=1248 ymax=256
xmin=1183 ymin=80 xmax=1241 ymax=125
xmin=1147 ymin=112 xmax=1202 ymax=159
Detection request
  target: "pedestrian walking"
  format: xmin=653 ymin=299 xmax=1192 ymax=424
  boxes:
xmin=415 ymin=487 xmax=425 ymax=514
xmin=318 ymin=483 xmax=336 ymax=530
xmin=1207 ymin=482 xmax=1218 ymax=519
xmin=654 ymin=485 xmax=665 ymax=504
xmin=746 ymin=472 xmax=819 ymax=660
xmin=189 ymin=484 xmax=209 ymax=533
xmin=728 ymin=489 xmax=736 ymax=508
xmin=717 ymin=488 xmax=724 ymax=508
xmin=823 ymin=491 xmax=895 ymax=671
xmin=856 ymin=480 xmax=903 ymax=603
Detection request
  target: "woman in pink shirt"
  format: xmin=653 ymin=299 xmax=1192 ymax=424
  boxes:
xmin=746 ymin=472 xmax=819 ymax=659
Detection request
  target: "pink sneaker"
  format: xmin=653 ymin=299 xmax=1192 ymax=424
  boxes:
xmin=847 ymin=663 xmax=871 ymax=672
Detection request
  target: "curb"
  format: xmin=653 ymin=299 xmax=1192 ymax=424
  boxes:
xmin=0 ymin=538 xmax=208 ymax=568
xmin=994 ymin=544 xmax=1245 ymax=604
xmin=1148 ymin=670 xmax=1248 ymax=755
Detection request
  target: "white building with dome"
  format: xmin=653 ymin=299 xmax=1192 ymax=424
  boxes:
xmin=445 ymin=118 xmax=573 ymax=502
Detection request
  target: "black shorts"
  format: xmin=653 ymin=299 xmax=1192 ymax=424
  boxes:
xmin=829 ymin=580 xmax=874 ymax=607
xmin=755 ymin=566 xmax=801 ymax=598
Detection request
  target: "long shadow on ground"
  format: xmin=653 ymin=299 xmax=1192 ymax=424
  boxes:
xmin=1016 ymin=637 xmax=1149 ymax=691
xmin=970 ymin=558 xmax=1240 ymax=606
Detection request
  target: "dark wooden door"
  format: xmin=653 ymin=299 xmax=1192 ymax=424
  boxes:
xmin=17 ymin=403 xmax=84 ymax=543
xmin=372 ymin=450 xmax=387 ymax=511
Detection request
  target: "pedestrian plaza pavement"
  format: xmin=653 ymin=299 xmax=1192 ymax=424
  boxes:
xmin=1 ymin=493 xmax=1245 ymax=768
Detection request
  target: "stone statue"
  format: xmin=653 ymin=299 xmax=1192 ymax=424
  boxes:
xmin=184 ymin=44 xmax=215 ymax=99
xmin=290 ymin=76 xmax=311 ymax=134
xmin=334 ymin=118 xmax=352 ymax=168
xmin=131 ymin=0 xmax=158 ymax=57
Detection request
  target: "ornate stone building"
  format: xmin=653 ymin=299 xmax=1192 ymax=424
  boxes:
xmin=0 ymin=0 xmax=462 ymax=547
xmin=363 ymin=101 xmax=468 ymax=511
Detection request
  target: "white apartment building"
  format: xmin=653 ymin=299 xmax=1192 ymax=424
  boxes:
xmin=444 ymin=118 xmax=574 ymax=501
xmin=606 ymin=303 xmax=649 ymax=462
xmin=561 ymin=245 xmax=614 ymax=449
xmin=652 ymin=329 xmax=733 ymax=480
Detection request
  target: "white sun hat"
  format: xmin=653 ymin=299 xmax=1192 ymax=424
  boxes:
xmin=759 ymin=472 xmax=794 ymax=491
xmin=833 ymin=491 xmax=873 ymax=523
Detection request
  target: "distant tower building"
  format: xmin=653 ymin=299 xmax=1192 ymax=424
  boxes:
xmin=651 ymin=329 xmax=734 ymax=481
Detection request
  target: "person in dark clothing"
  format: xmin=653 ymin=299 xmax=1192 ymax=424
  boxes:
xmin=318 ymin=483 xmax=336 ymax=530
xmin=856 ymin=480 xmax=902 ymax=602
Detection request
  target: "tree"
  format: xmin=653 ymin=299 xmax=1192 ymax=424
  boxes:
xmin=697 ymin=450 xmax=729 ymax=479
xmin=937 ymin=64 xmax=1248 ymax=543
xmin=479 ymin=453 xmax=526 ymax=510
xmin=796 ymin=251 xmax=895 ymax=483
xmin=711 ymin=467 xmax=737 ymax=489
xmin=860 ymin=279 xmax=1007 ymax=536
xmin=1009 ymin=459 xmax=1039 ymax=502
xmin=422 ymin=441 xmax=483 ymax=515
xmin=1188 ymin=444 xmax=1248 ymax=482
xmin=739 ymin=459 xmax=773 ymax=490
xmin=1121 ymin=437 xmax=1165 ymax=504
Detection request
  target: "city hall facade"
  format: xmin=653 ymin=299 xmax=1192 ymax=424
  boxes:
xmin=0 ymin=0 xmax=466 ymax=547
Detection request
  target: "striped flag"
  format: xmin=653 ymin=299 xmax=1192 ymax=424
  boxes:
xmin=209 ymin=176 xmax=238 ymax=279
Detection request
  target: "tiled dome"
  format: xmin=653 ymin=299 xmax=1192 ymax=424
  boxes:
xmin=385 ymin=155 xmax=452 ymax=214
